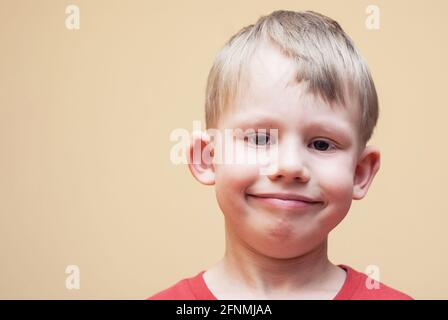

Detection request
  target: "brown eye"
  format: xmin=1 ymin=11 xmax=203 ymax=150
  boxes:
xmin=311 ymin=140 xmax=332 ymax=151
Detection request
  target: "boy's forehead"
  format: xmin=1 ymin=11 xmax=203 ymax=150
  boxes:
xmin=239 ymin=42 xmax=356 ymax=112
xmin=230 ymin=79 xmax=359 ymax=130
xmin=223 ymin=83 xmax=361 ymax=143
xmin=220 ymin=41 xmax=361 ymax=135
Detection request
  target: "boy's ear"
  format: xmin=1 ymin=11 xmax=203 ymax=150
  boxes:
xmin=352 ymin=145 xmax=381 ymax=200
xmin=187 ymin=132 xmax=216 ymax=185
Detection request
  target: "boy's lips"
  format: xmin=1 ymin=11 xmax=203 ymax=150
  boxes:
xmin=246 ymin=192 xmax=323 ymax=210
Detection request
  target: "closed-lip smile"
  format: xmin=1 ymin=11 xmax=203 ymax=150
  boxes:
xmin=246 ymin=192 xmax=323 ymax=210
xmin=247 ymin=192 xmax=322 ymax=203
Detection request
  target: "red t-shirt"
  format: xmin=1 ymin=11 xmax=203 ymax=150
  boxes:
xmin=148 ymin=265 xmax=412 ymax=300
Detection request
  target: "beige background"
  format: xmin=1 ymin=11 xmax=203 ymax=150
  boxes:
xmin=0 ymin=0 xmax=446 ymax=299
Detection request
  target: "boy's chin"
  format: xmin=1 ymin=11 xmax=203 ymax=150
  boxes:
xmin=258 ymin=249 xmax=316 ymax=260
xmin=250 ymin=240 xmax=325 ymax=260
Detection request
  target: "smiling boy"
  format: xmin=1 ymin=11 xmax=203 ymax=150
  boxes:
xmin=149 ymin=10 xmax=412 ymax=300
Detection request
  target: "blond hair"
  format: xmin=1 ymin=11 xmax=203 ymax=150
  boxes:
xmin=204 ymin=10 xmax=378 ymax=146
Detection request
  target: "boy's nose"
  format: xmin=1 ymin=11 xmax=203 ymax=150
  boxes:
xmin=267 ymin=137 xmax=310 ymax=183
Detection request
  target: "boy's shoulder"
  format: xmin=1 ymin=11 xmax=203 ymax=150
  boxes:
xmin=147 ymin=270 xmax=216 ymax=300
xmin=147 ymin=265 xmax=413 ymax=300
xmin=335 ymin=264 xmax=413 ymax=300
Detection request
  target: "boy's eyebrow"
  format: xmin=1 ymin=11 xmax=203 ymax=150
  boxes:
xmin=308 ymin=124 xmax=354 ymax=145
xmin=305 ymin=121 xmax=353 ymax=136
xmin=230 ymin=113 xmax=351 ymax=131
xmin=228 ymin=113 xmax=283 ymax=128
xmin=228 ymin=113 xmax=354 ymax=141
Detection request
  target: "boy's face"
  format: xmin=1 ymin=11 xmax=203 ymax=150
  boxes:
xmin=190 ymin=42 xmax=380 ymax=259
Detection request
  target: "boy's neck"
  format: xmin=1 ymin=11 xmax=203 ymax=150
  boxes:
xmin=204 ymin=224 xmax=345 ymax=299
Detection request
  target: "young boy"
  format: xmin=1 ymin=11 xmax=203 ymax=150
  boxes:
xmin=149 ymin=10 xmax=412 ymax=300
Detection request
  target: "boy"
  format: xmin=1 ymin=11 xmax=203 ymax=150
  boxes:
xmin=149 ymin=10 xmax=412 ymax=300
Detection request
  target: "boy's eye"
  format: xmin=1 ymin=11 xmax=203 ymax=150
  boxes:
xmin=310 ymin=139 xmax=335 ymax=151
xmin=245 ymin=132 xmax=272 ymax=146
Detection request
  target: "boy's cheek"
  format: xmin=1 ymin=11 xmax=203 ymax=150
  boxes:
xmin=213 ymin=141 xmax=272 ymax=169
xmin=214 ymin=162 xmax=260 ymax=185
xmin=213 ymin=159 xmax=261 ymax=195
xmin=313 ymin=162 xmax=354 ymax=196
xmin=313 ymin=158 xmax=354 ymax=182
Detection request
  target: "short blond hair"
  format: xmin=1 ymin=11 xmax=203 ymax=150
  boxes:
xmin=204 ymin=10 xmax=378 ymax=146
